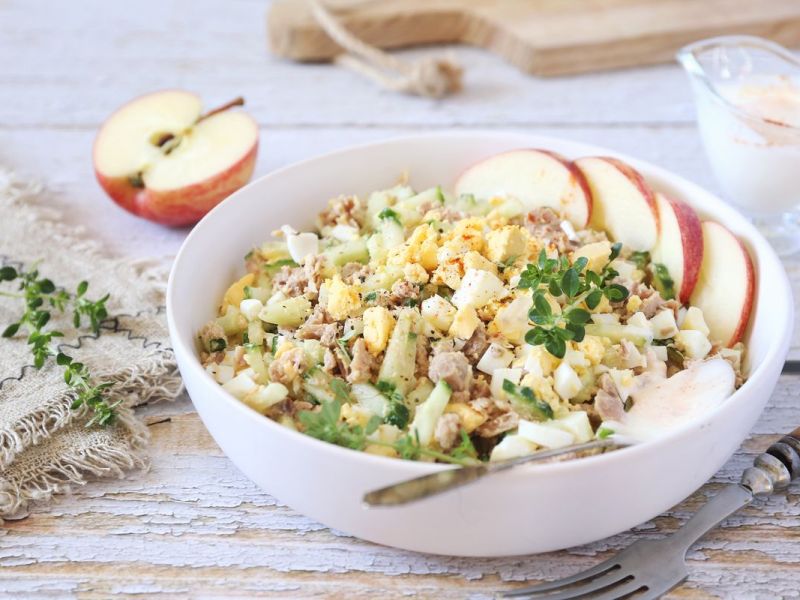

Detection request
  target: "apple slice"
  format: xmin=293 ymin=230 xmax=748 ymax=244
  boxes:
xmin=690 ymin=221 xmax=755 ymax=347
xmin=454 ymin=149 xmax=592 ymax=227
xmin=574 ymin=156 xmax=659 ymax=251
xmin=94 ymin=90 xmax=258 ymax=226
xmin=651 ymin=194 xmax=704 ymax=303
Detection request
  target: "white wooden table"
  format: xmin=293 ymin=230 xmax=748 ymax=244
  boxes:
xmin=1 ymin=1 xmax=799 ymax=597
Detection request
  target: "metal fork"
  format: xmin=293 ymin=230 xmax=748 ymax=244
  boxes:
xmin=500 ymin=427 xmax=800 ymax=599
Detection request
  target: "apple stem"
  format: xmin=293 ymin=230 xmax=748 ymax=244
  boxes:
xmin=198 ymin=97 xmax=245 ymax=122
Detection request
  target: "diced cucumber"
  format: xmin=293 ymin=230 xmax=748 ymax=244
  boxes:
xmin=367 ymin=233 xmax=387 ymax=264
xmin=377 ymin=309 xmax=418 ymax=394
xmin=409 ymin=380 xmax=453 ymax=446
xmin=303 ymin=368 xmax=336 ymax=404
xmin=584 ymin=323 xmax=653 ymax=346
xmin=367 ymin=190 xmax=391 ymax=229
xmin=323 ymin=238 xmax=369 ymax=266
xmin=351 ymin=383 xmax=390 ymax=418
xmin=380 ymin=219 xmax=405 ymax=249
xmin=244 ymin=286 xmax=271 ymax=303
xmin=243 ymin=343 xmax=269 ymax=383
xmin=258 ymin=296 xmax=311 ymax=328
xmin=362 ymin=266 xmax=403 ymax=292
xmin=247 ymin=320 xmax=265 ymax=346
xmin=216 ymin=305 xmax=247 ymax=336
xmin=407 ymin=378 xmax=434 ymax=407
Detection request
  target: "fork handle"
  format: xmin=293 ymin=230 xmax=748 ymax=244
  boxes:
xmin=670 ymin=427 xmax=800 ymax=552
xmin=741 ymin=427 xmax=800 ymax=495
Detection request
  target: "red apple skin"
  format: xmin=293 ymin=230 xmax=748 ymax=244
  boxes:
xmin=598 ymin=156 xmax=660 ymax=233
xmin=95 ymin=140 xmax=257 ymax=227
xmin=724 ymin=228 xmax=756 ymax=347
xmin=661 ymin=195 xmax=704 ymax=303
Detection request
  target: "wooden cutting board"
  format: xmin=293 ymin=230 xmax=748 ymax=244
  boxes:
xmin=267 ymin=0 xmax=800 ymax=76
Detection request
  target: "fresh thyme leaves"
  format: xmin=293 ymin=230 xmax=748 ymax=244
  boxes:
xmin=1 ymin=264 xmax=117 ymax=426
xmin=501 ymin=379 xmax=553 ymax=421
xmin=330 ymin=377 xmax=351 ymax=404
xmin=377 ymin=207 xmax=402 ymax=225
xmin=450 ymin=429 xmax=478 ymax=461
xmin=519 ymin=246 xmax=629 ymax=359
xmin=298 ymin=399 xmax=380 ymax=450
xmin=298 ymin=399 xmax=474 ymax=465
xmin=363 ymin=291 xmax=378 ymax=303
xmin=376 ymin=380 xmax=410 ymax=429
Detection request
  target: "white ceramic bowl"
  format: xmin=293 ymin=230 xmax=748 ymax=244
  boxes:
xmin=167 ymin=132 xmax=792 ymax=557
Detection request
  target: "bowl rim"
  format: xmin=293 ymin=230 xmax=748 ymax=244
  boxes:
xmin=166 ymin=130 xmax=793 ymax=479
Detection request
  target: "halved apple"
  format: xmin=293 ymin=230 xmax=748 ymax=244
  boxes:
xmin=454 ymin=149 xmax=592 ymax=227
xmin=94 ymin=90 xmax=258 ymax=226
xmin=690 ymin=221 xmax=755 ymax=347
xmin=575 ymin=157 xmax=659 ymax=251
xmin=651 ymin=194 xmax=704 ymax=303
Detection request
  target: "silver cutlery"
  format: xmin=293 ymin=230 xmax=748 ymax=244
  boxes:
xmin=499 ymin=426 xmax=800 ymax=599
xmin=365 ymin=361 xmax=800 ymax=508
xmin=363 ymin=438 xmax=631 ymax=507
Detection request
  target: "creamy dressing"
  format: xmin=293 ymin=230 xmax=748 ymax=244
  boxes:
xmin=696 ymin=75 xmax=800 ymax=215
xmin=602 ymin=358 xmax=735 ymax=441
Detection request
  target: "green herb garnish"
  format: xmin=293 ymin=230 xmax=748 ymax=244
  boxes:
xmin=377 ymin=207 xmax=402 ymax=225
xmin=299 ymin=400 xmax=477 ymax=465
xmin=209 ymin=338 xmax=227 ymax=352
xmin=520 ymin=246 xmax=629 ymax=358
xmin=376 ymin=380 xmax=410 ymax=429
xmin=1 ymin=265 xmax=117 ymax=426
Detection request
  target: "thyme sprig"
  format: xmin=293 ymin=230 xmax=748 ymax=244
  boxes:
xmin=518 ymin=245 xmax=629 ymax=358
xmin=0 ymin=265 xmax=117 ymax=426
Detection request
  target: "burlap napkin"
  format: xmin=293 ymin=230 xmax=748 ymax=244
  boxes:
xmin=0 ymin=169 xmax=183 ymax=520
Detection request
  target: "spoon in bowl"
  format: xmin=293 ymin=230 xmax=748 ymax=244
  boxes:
xmin=363 ymin=437 xmax=633 ymax=507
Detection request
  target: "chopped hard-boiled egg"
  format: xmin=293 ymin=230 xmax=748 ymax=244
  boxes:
xmin=449 ymin=304 xmax=480 ymax=339
xmin=363 ymin=306 xmax=395 ymax=355
xmin=485 ymin=225 xmax=528 ymax=263
xmin=681 ymin=306 xmax=711 ymax=336
xmin=518 ymin=420 xmax=574 ymax=449
xmin=650 ymin=309 xmax=679 ymax=339
xmin=477 ymin=343 xmax=514 ymax=374
xmin=452 ymin=268 xmax=508 ymax=309
xmin=572 ymin=241 xmax=611 ymax=273
xmin=326 ymin=275 xmax=361 ymax=320
xmin=422 ymin=295 xmax=456 ymax=331
xmin=553 ymin=361 xmax=582 ymax=400
xmin=284 ymin=228 xmax=319 ymax=264
xmin=675 ymin=329 xmax=712 ymax=359
xmin=492 ymin=295 xmax=531 ymax=344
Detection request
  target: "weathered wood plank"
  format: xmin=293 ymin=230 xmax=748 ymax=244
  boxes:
xmin=1 ymin=375 xmax=799 ymax=598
